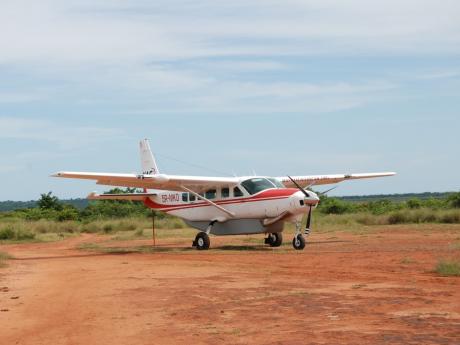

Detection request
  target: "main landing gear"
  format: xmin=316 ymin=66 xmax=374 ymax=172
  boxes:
xmin=192 ymin=220 xmax=217 ymax=250
xmin=193 ymin=232 xmax=210 ymax=250
xmin=265 ymin=232 xmax=283 ymax=247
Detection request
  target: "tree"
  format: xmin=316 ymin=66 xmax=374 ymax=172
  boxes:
xmin=37 ymin=192 xmax=63 ymax=211
xmin=406 ymin=198 xmax=422 ymax=209
xmin=448 ymin=192 xmax=460 ymax=208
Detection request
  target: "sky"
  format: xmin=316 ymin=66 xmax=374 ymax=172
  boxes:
xmin=0 ymin=0 xmax=459 ymax=201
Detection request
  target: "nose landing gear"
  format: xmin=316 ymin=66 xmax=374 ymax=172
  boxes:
xmin=292 ymin=221 xmax=306 ymax=250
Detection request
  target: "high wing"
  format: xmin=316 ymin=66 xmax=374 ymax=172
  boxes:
xmin=51 ymin=171 xmax=239 ymax=193
xmin=278 ymin=172 xmax=396 ymax=188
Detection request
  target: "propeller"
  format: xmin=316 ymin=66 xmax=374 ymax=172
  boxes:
xmin=287 ymin=175 xmax=310 ymax=198
xmin=287 ymin=175 xmax=314 ymax=233
xmin=317 ymin=185 xmax=338 ymax=196
xmin=287 ymin=176 xmax=338 ymax=233
xmin=306 ymin=204 xmax=312 ymax=230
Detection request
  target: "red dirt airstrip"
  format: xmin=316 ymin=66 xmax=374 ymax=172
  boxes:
xmin=1 ymin=225 xmax=460 ymax=345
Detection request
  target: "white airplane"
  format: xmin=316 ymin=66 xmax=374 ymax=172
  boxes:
xmin=52 ymin=139 xmax=395 ymax=250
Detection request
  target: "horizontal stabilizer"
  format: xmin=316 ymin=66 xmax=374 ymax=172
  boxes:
xmin=87 ymin=192 xmax=156 ymax=201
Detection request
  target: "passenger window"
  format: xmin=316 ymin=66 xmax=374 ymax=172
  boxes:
xmin=182 ymin=193 xmax=188 ymax=202
xmin=189 ymin=194 xmax=196 ymax=202
xmin=221 ymin=187 xmax=230 ymax=198
xmin=205 ymin=189 xmax=216 ymax=199
xmin=233 ymin=186 xmax=244 ymax=197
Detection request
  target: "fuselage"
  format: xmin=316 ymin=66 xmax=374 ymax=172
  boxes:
xmin=143 ymin=176 xmax=320 ymax=222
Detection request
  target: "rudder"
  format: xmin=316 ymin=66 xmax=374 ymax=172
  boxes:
xmin=139 ymin=139 xmax=160 ymax=175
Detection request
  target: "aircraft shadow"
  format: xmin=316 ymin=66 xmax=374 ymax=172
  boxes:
xmin=11 ymin=252 xmax=135 ymax=261
xmin=10 ymin=240 xmax=353 ymax=260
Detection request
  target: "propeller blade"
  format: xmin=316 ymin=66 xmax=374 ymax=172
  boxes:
xmin=318 ymin=185 xmax=338 ymax=196
xmin=287 ymin=175 xmax=309 ymax=198
xmin=306 ymin=206 xmax=312 ymax=229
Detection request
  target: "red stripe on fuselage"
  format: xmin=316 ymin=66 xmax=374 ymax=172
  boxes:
xmin=143 ymin=188 xmax=299 ymax=212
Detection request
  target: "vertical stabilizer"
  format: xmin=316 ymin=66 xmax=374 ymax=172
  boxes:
xmin=139 ymin=139 xmax=160 ymax=175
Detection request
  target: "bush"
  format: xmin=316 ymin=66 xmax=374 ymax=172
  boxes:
xmin=387 ymin=211 xmax=408 ymax=224
xmin=448 ymin=192 xmax=460 ymax=208
xmin=435 ymin=260 xmax=460 ymax=276
xmin=103 ymin=224 xmax=114 ymax=233
xmin=439 ymin=210 xmax=460 ymax=224
xmin=0 ymin=226 xmax=15 ymax=240
xmin=319 ymin=198 xmax=352 ymax=214
xmin=406 ymin=198 xmax=422 ymax=209
xmin=0 ymin=225 xmax=35 ymax=241
xmin=56 ymin=207 xmax=79 ymax=222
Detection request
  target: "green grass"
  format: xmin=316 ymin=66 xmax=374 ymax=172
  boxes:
xmin=449 ymin=242 xmax=460 ymax=250
xmin=0 ymin=216 xmax=188 ymax=243
xmin=400 ymin=257 xmax=416 ymax=264
xmin=435 ymin=260 xmax=460 ymax=277
xmin=0 ymin=251 xmax=13 ymax=268
xmin=1 ymin=208 xmax=460 ymax=245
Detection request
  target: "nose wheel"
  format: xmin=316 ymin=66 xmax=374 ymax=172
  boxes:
xmin=292 ymin=233 xmax=306 ymax=250
xmin=292 ymin=220 xmax=307 ymax=250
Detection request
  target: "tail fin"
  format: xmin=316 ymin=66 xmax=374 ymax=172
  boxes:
xmin=139 ymin=139 xmax=160 ymax=175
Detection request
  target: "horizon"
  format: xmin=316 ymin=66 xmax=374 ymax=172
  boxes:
xmin=1 ymin=1 xmax=459 ymax=200
xmin=1 ymin=189 xmax=457 ymax=204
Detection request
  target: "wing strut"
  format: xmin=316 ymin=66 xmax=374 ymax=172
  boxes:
xmin=180 ymin=185 xmax=235 ymax=218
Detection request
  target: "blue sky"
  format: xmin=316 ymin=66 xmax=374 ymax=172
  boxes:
xmin=0 ymin=0 xmax=459 ymax=200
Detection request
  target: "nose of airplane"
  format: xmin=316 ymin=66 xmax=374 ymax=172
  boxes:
xmin=305 ymin=190 xmax=320 ymax=205
xmin=294 ymin=190 xmax=320 ymax=206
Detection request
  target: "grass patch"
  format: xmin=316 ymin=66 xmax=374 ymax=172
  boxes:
xmin=400 ymin=257 xmax=416 ymax=264
xmin=0 ymin=224 xmax=36 ymax=241
xmin=435 ymin=260 xmax=460 ymax=277
xmin=449 ymin=242 xmax=460 ymax=250
xmin=0 ymin=251 xmax=13 ymax=268
xmin=76 ymin=242 xmax=102 ymax=251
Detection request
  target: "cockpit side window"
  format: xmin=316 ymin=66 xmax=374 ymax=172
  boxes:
xmin=221 ymin=187 xmax=230 ymax=198
xmin=241 ymin=178 xmax=276 ymax=195
xmin=182 ymin=193 xmax=188 ymax=202
xmin=233 ymin=186 xmax=244 ymax=197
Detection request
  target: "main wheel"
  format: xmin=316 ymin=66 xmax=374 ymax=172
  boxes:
xmin=292 ymin=234 xmax=306 ymax=250
xmin=194 ymin=232 xmax=210 ymax=250
xmin=267 ymin=232 xmax=283 ymax=247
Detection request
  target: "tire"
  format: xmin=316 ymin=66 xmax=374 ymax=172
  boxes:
xmin=195 ymin=232 xmax=210 ymax=250
xmin=268 ymin=232 xmax=283 ymax=247
xmin=292 ymin=234 xmax=306 ymax=250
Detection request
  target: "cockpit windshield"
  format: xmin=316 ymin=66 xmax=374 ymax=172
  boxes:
xmin=268 ymin=178 xmax=285 ymax=188
xmin=241 ymin=178 xmax=280 ymax=195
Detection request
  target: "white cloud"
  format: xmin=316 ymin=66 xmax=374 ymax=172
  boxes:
xmin=0 ymin=91 xmax=45 ymax=103
xmin=0 ymin=117 xmax=124 ymax=149
xmin=0 ymin=0 xmax=455 ymax=115
xmin=0 ymin=0 xmax=459 ymax=65
xmin=416 ymin=70 xmax=460 ymax=80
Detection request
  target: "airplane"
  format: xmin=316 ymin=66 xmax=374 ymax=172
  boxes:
xmin=52 ymin=139 xmax=395 ymax=250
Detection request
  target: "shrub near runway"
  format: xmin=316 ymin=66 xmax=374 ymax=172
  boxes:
xmin=435 ymin=260 xmax=460 ymax=277
xmin=1 ymin=190 xmax=460 ymax=243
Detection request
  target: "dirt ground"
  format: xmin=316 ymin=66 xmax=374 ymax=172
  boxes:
xmin=1 ymin=225 xmax=460 ymax=345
